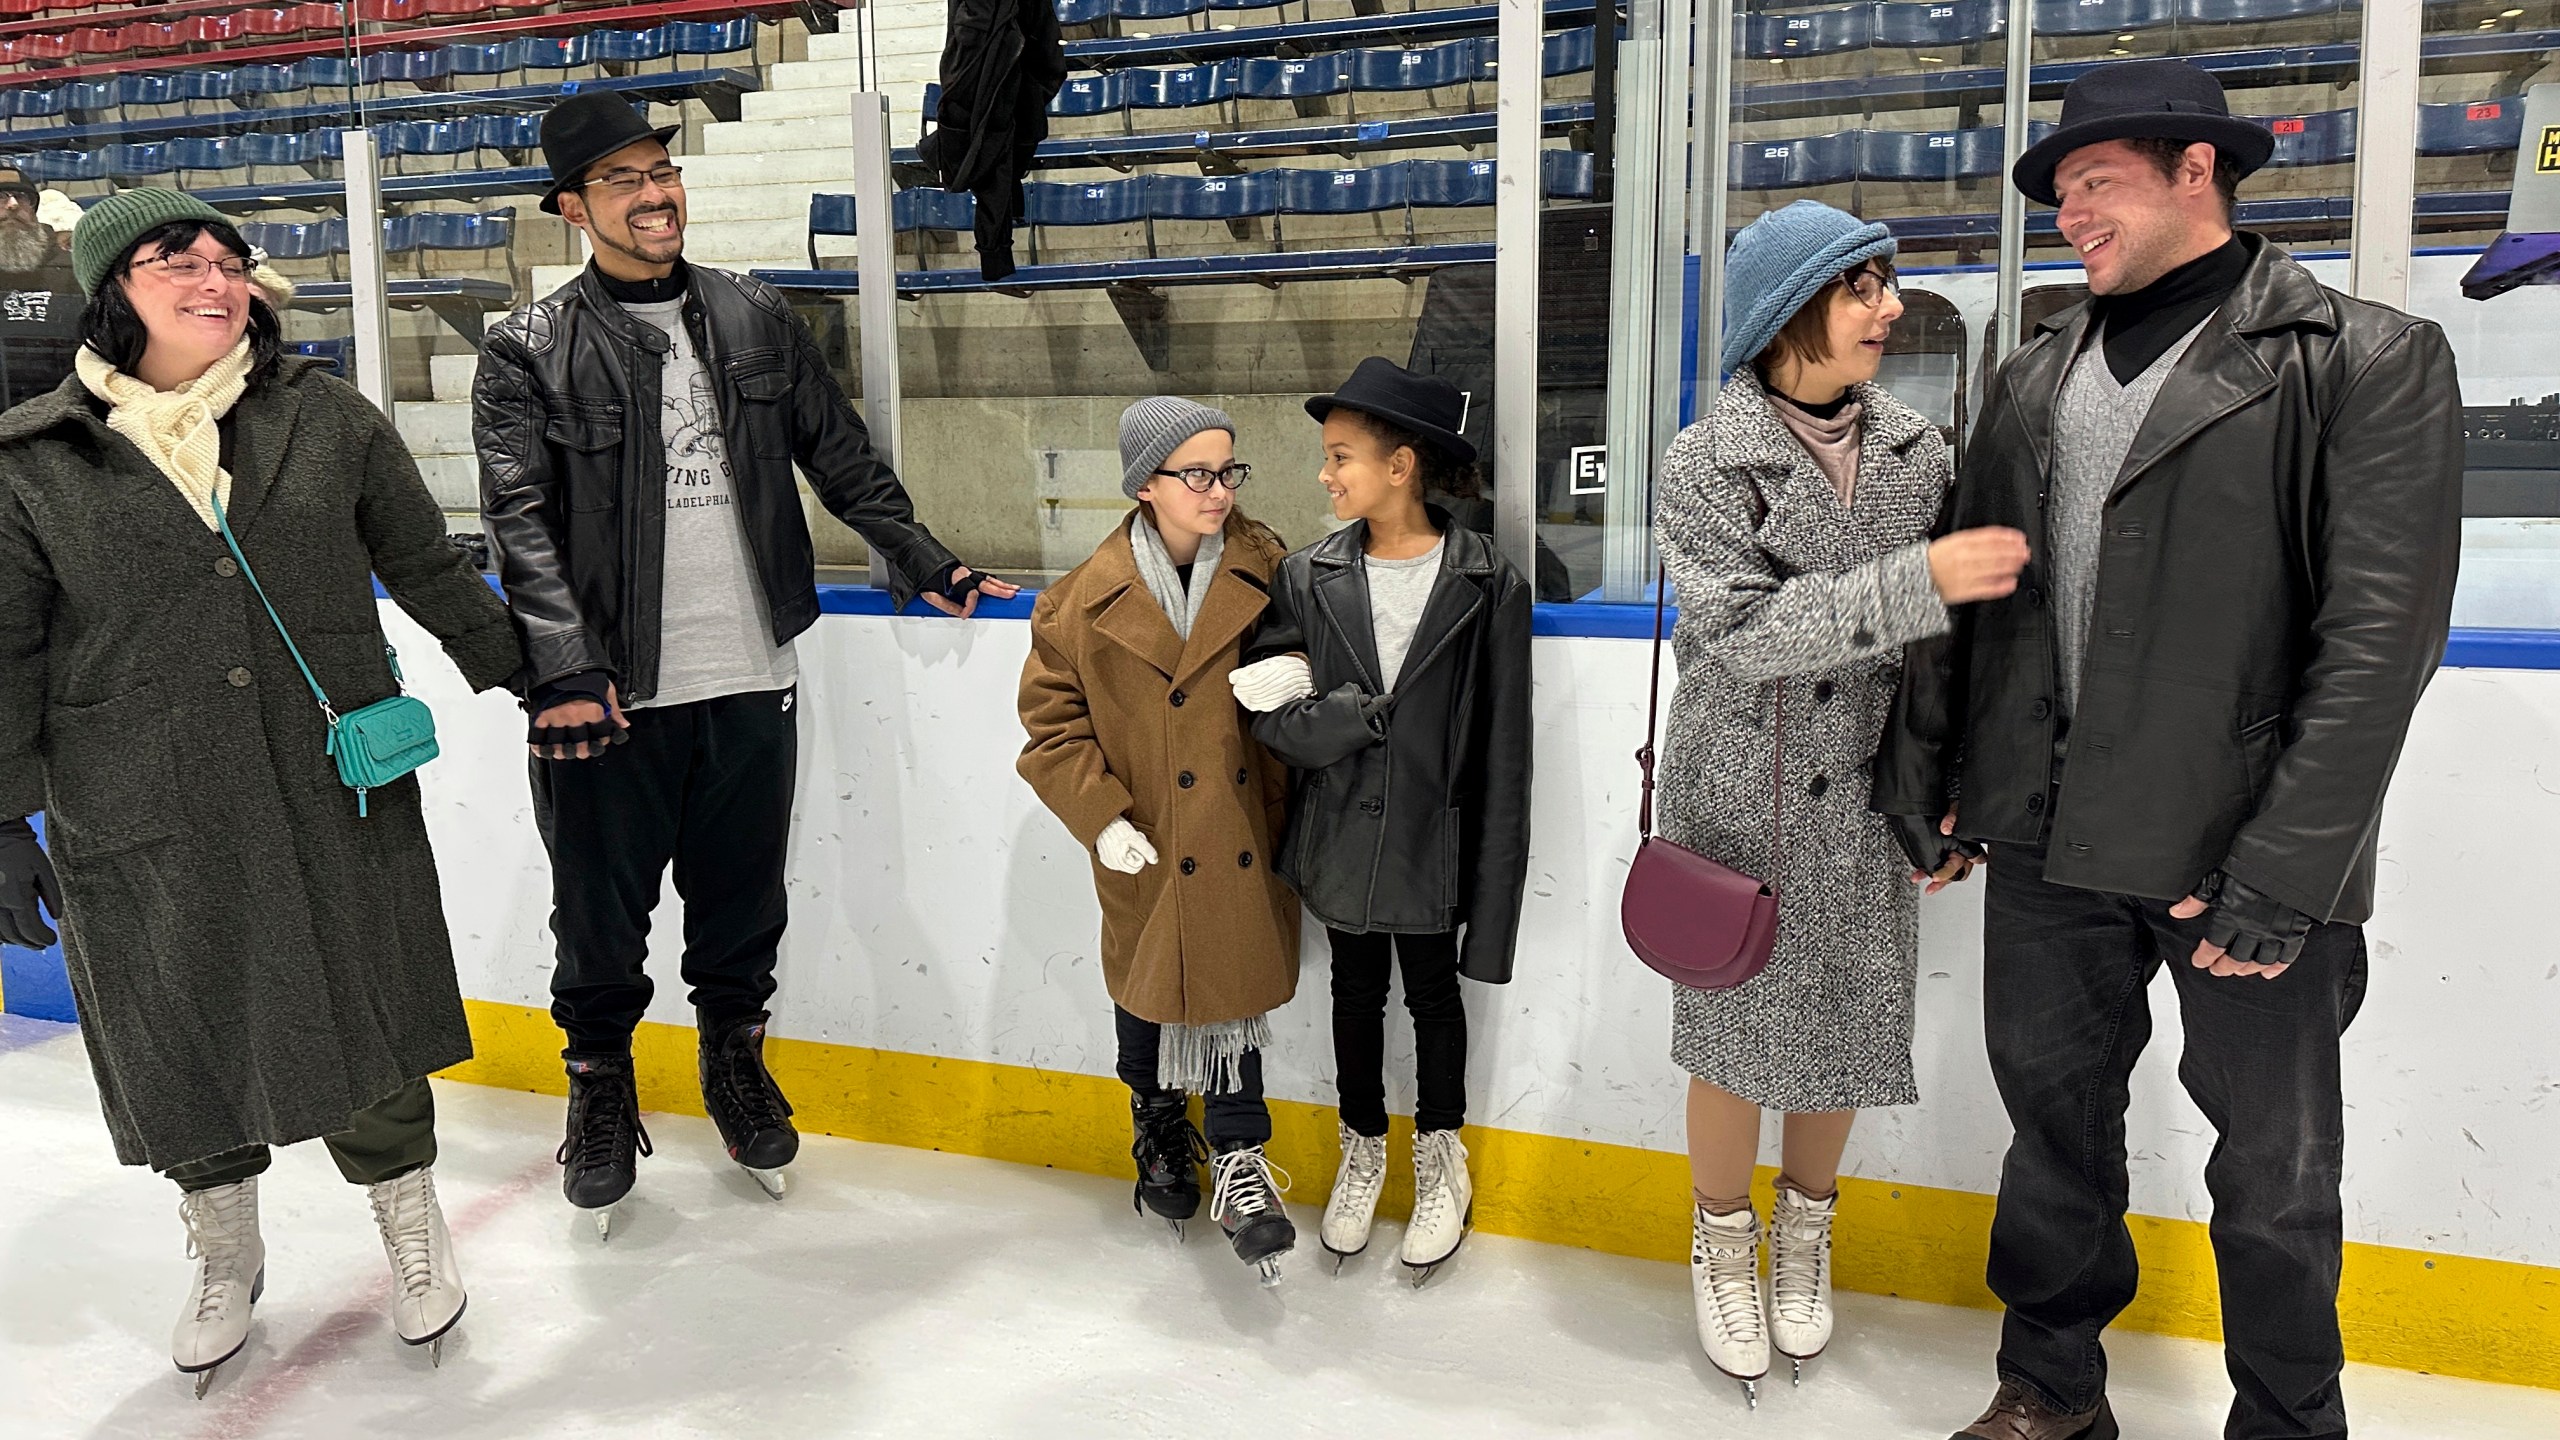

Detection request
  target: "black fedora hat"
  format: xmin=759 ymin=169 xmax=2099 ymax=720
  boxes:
xmin=1306 ymin=356 xmax=1478 ymax=465
xmin=2012 ymin=59 xmax=2275 ymax=207
xmin=538 ymin=91 xmax=680 ymax=216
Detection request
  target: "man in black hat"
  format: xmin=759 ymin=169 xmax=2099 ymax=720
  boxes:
xmin=1873 ymin=59 xmax=2464 ymax=1440
xmin=474 ymin=93 xmax=1020 ymax=1234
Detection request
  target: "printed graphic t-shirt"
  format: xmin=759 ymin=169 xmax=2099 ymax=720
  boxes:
xmin=619 ymin=295 xmax=799 ymax=708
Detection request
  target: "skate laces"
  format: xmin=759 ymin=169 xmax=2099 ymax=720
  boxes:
xmin=367 ymin=1170 xmax=440 ymax=1298
xmin=1769 ymin=1190 xmax=1834 ymax=1322
xmin=558 ymin=1071 xmax=653 ymax=1170
xmin=1693 ymin=1208 xmax=1766 ymax=1342
xmin=1410 ymin=1131 xmax=1466 ymax=1230
xmin=178 ymin=1184 xmax=256 ymax=1321
xmin=1135 ymin=1104 xmax=1208 ymax=1173
xmin=709 ymin=1027 xmax=790 ymax=1137
xmin=1210 ymin=1147 xmax=1290 ymax=1222
xmin=1335 ymin=1126 xmax=1386 ymax=1198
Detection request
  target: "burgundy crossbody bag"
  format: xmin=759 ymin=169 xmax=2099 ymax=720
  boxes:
xmin=1618 ymin=562 xmax=1784 ymax=990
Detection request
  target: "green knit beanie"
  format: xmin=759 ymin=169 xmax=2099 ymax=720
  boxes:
xmin=73 ymin=187 xmax=233 ymax=299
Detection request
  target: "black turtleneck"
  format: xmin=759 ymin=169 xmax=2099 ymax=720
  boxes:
xmin=2094 ymin=235 xmax=2249 ymax=384
xmin=595 ymin=258 xmax=690 ymax=305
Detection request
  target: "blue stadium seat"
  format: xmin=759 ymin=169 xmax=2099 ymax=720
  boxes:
xmin=232 ymin=64 xmax=304 ymax=98
xmin=2418 ymin=95 xmax=2524 ymax=156
xmin=244 ymin=218 xmax=343 ymax=262
xmin=671 ymin=19 xmax=756 ymax=58
xmin=2035 ymin=0 xmax=2175 ymax=37
xmin=380 ymin=120 xmax=478 ymax=162
xmin=410 ymin=211 xmax=514 ymax=254
xmin=1863 ymin=127 xmax=2001 ymax=181
xmin=1112 ymin=0 xmax=1206 ymax=19
xmin=1206 ymin=0 xmax=1289 ymax=11
xmin=103 ymin=143 xmax=174 ymax=181
xmin=176 ymin=70 xmax=240 ymax=103
xmin=1055 ymin=0 xmax=1110 ymax=23
xmin=1741 ymin=5 xmax=1875 ymax=59
xmin=1149 ymin=169 xmax=1281 ymax=220
xmin=475 ymin=112 xmax=545 ymax=151
xmin=1409 ymin=157 xmax=1498 ymax=208
xmin=1280 ymin=162 xmax=1410 ymax=215
xmin=296 ymin=57 xmax=357 ymax=91
xmin=446 ymin=43 xmax=521 ymax=79
xmin=380 ymin=214 xmax=422 ymax=257
xmin=811 ymin=193 xmax=859 ymax=238
xmin=364 ymin=51 xmax=452 ymax=85
xmin=238 ymin=129 xmax=320 ymax=170
xmin=1026 ymin=176 xmax=1151 ymax=226
xmin=1542 ymin=147 xmax=1596 ymax=199
xmin=1349 ymin=41 xmax=1482 ymax=92
xmin=1237 ymin=54 xmax=1349 ymax=100
xmin=63 ymin=82 xmax=116 ymax=114
xmin=595 ymin=28 xmax=677 ymax=66
xmin=118 ymin=74 xmax=182 ymax=110
xmin=893 ymin=187 xmax=976 ymax=233
xmin=23 ymin=150 xmax=106 ymax=184
xmin=1131 ymin=62 xmax=1237 ymax=110
xmin=2177 ymin=0 xmax=2340 ymax=21
xmin=1731 ymin=131 xmax=1859 ymax=189
xmin=1543 ymin=26 xmax=1595 ymax=76
xmin=521 ymin=36 xmax=596 ymax=73
xmin=2257 ymin=108 xmax=2354 ymax=167
xmin=170 ymin=136 xmax=239 ymax=175
xmin=290 ymin=337 xmax=352 ymax=378
xmin=4 ymin=88 xmax=65 ymax=121
xmin=1874 ymin=0 xmax=2005 ymax=46
xmin=1052 ymin=72 xmax=1129 ymax=117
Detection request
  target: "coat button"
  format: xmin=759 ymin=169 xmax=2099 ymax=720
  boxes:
xmin=1360 ymin=798 xmax=1383 ymax=815
xmin=1807 ymin=775 xmax=1829 ymax=797
xmin=226 ymin=667 xmax=252 ymax=688
xmin=1178 ymin=771 xmax=1195 ymax=789
xmin=1169 ymin=689 xmax=1187 ymax=708
xmin=214 ymin=557 xmax=239 ymax=578
xmin=1179 ymin=857 xmax=1197 ymax=875
xmin=2030 ymin=699 xmax=2052 ymax=720
xmin=2026 ymin=794 xmax=2046 ymax=815
xmin=1851 ymin=628 xmax=1875 ymax=648
xmin=1813 ymin=681 xmax=1835 ymax=703
xmin=1236 ymin=768 xmax=1249 ymax=784
xmin=1238 ymin=851 xmax=1253 ymax=869
xmin=2026 ymin=587 xmax=2045 ymax=606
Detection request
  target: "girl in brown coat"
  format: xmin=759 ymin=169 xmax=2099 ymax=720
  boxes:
xmin=1017 ymin=396 xmax=1303 ymax=1285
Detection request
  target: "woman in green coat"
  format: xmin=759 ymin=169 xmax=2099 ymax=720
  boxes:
xmin=0 ymin=190 xmax=522 ymax=1393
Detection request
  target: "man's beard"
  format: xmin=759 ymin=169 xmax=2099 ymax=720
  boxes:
xmin=603 ymin=205 xmax=683 ymax=265
xmin=0 ymin=221 xmax=53 ymax=275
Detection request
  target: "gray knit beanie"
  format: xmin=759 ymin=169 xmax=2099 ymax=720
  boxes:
xmin=1120 ymin=395 xmax=1235 ymax=499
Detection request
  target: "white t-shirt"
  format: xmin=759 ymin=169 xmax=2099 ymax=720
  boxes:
xmin=1364 ymin=536 xmax=1445 ymax=691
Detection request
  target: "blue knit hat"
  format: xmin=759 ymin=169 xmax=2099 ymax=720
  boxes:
xmin=1719 ymin=200 xmax=1896 ymax=377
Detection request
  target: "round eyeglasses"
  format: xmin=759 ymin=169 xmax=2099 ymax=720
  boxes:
xmin=1843 ymin=265 xmax=1901 ymax=307
xmin=1152 ymin=463 xmax=1252 ymax=493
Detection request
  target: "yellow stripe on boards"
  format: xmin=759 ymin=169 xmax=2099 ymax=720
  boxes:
xmin=442 ymin=997 xmax=2560 ymax=1391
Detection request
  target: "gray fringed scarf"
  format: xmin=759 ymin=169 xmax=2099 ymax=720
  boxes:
xmin=1124 ymin=511 xmax=1266 ymax=1094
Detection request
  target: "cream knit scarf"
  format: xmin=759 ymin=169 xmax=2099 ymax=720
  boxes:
xmin=76 ymin=337 xmax=254 ymax=532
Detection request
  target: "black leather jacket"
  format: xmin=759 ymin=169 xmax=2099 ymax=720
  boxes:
xmin=475 ymin=263 xmax=960 ymax=702
xmin=1873 ymin=235 xmax=2463 ymax=924
xmin=1246 ymin=513 xmax=1534 ymax=982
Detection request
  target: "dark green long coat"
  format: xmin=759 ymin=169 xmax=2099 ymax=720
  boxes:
xmin=0 ymin=358 xmax=523 ymax=1170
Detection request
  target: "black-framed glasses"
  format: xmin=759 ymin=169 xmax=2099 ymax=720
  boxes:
xmin=583 ymin=164 xmax=685 ymax=197
xmin=132 ymin=253 xmax=252 ymax=283
xmin=1843 ymin=265 xmax=1901 ymax=307
xmin=1153 ymin=463 xmax=1252 ymax=493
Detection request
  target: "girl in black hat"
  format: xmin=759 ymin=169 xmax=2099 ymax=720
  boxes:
xmin=1229 ymin=356 xmax=1534 ymax=1285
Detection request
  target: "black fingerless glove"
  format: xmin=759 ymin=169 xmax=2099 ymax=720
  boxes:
xmin=527 ymin=670 xmax=624 ymax=750
xmin=933 ymin=565 xmax=989 ymax=603
xmin=2193 ymin=870 xmax=2314 ymax=969
xmin=1887 ymin=812 xmax=1982 ymax=876
xmin=0 ymin=816 xmax=63 ymax=951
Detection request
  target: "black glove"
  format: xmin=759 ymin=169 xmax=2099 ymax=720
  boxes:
xmin=2192 ymin=870 xmax=2314 ymax=969
xmin=0 ymin=816 xmax=63 ymax=951
xmin=527 ymin=670 xmax=626 ymax=752
xmin=1887 ymin=812 xmax=1983 ymax=876
xmin=933 ymin=564 xmax=990 ymax=604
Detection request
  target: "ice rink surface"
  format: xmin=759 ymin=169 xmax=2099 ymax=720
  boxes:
xmin=4 ymin=1013 xmax=2556 ymax=1440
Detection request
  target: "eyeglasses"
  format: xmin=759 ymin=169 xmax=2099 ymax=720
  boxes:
xmin=582 ymin=164 xmax=685 ymax=197
xmin=1152 ymin=463 xmax=1252 ymax=493
xmin=132 ymin=253 xmax=252 ymax=283
xmin=1842 ymin=265 xmax=1901 ymax=307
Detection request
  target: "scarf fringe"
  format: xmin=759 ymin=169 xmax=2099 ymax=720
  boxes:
xmin=1156 ymin=1014 xmax=1271 ymax=1095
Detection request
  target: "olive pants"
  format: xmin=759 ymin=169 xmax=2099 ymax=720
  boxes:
xmin=161 ymin=1079 xmax=438 ymax=1193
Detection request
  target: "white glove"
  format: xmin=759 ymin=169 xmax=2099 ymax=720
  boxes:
xmin=1228 ymin=654 xmax=1317 ymax=713
xmin=1095 ymin=817 xmax=1159 ymax=875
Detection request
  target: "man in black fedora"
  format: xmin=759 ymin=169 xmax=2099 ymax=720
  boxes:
xmin=474 ymin=91 xmax=1020 ymax=1235
xmin=1872 ymin=59 xmax=2464 ymax=1440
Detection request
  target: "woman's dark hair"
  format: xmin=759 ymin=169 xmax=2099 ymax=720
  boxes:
xmin=1338 ymin=406 xmax=1482 ymax=501
xmin=1756 ymin=257 xmax=1898 ymax=376
xmin=80 ymin=219 xmax=284 ymax=382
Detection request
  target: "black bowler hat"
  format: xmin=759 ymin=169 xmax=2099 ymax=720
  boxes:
xmin=2012 ymin=59 xmax=2275 ymax=207
xmin=1306 ymin=356 xmax=1478 ymax=466
xmin=538 ymin=91 xmax=680 ymax=216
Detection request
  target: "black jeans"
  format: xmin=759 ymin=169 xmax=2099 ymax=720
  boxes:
xmin=163 ymin=1079 xmax=437 ymax=1192
xmin=1983 ymin=843 xmax=2367 ymax=1440
xmin=531 ymin=686 xmax=797 ymax=1055
xmin=1326 ymin=928 xmax=1467 ymax=1136
xmin=1113 ymin=1005 xmax=1271 ymax=1150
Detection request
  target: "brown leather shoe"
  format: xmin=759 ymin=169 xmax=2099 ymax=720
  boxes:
xmin=1949 ymin=1380 xmax=2120 ymax=1440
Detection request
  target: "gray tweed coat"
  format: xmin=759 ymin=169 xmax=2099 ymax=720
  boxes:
xmin=0 ymin=359 xmax=523 ymax=1170
xmin=1653 ymin=368 xmax=1952 ymax=1112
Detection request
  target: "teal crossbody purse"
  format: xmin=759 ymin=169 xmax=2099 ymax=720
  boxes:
xmin=212 ymin=491 xmax=438 ymax=818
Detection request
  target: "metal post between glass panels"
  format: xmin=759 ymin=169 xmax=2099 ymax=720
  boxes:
xmin=341 ymin=129 xmax=395 ymax=426
xmin=1648 ymin=0 xmax=1692 ymax=470
xmin=1601 ymin=0 xmax=1665 ymax=604
xmin=1692 ymin=0 xmax=1732 ymax=417
xmin=1994 ymin=0 xmax=2033 ymax=365
xmin=1493 ymin=0 xmax=1543 ymax=574
xmin=850 ymin=92 xmax=904 ymax=592
xmin=2349 ymin=0 xmax=2422 ymax=308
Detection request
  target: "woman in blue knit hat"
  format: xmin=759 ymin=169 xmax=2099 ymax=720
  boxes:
xmin=1650 ymin=200 xmax=2029 ymax=1398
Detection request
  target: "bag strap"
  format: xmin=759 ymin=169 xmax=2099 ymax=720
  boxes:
xmin=211 ymin=489 xmax=338 ymax=724
xmin=1635 ymin=486 xmax=1785 ymax=863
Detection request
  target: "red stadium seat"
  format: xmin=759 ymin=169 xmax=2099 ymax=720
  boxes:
xmin=359 ymin=0 xmax=430 ymax=22
xmin=424 ymin=0 xmax=499 ymax=17
xmin=69 ymin=24 xmax=128 ymax=59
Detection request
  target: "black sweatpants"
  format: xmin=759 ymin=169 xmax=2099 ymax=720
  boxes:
xmin=1983 ymin=843 xmax=2368 ymax=1440
xmin=1326 ymin=928 xmax=1468 ymax=1136
xmin=531 ymin=685 xmax=798 ymax=1056
xmin=1113 ymin=1005 xmax=1271 ymax=1150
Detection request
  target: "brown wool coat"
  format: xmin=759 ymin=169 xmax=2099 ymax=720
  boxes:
xmin=1017 ymin=511 xmax=1300 ymax=1028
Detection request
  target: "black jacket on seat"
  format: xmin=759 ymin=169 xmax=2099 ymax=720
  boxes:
xmin=917 ymin=0 xmax=1067 ymax=282
xmin=1247 ymin=513 xmax=1535 ymax=983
